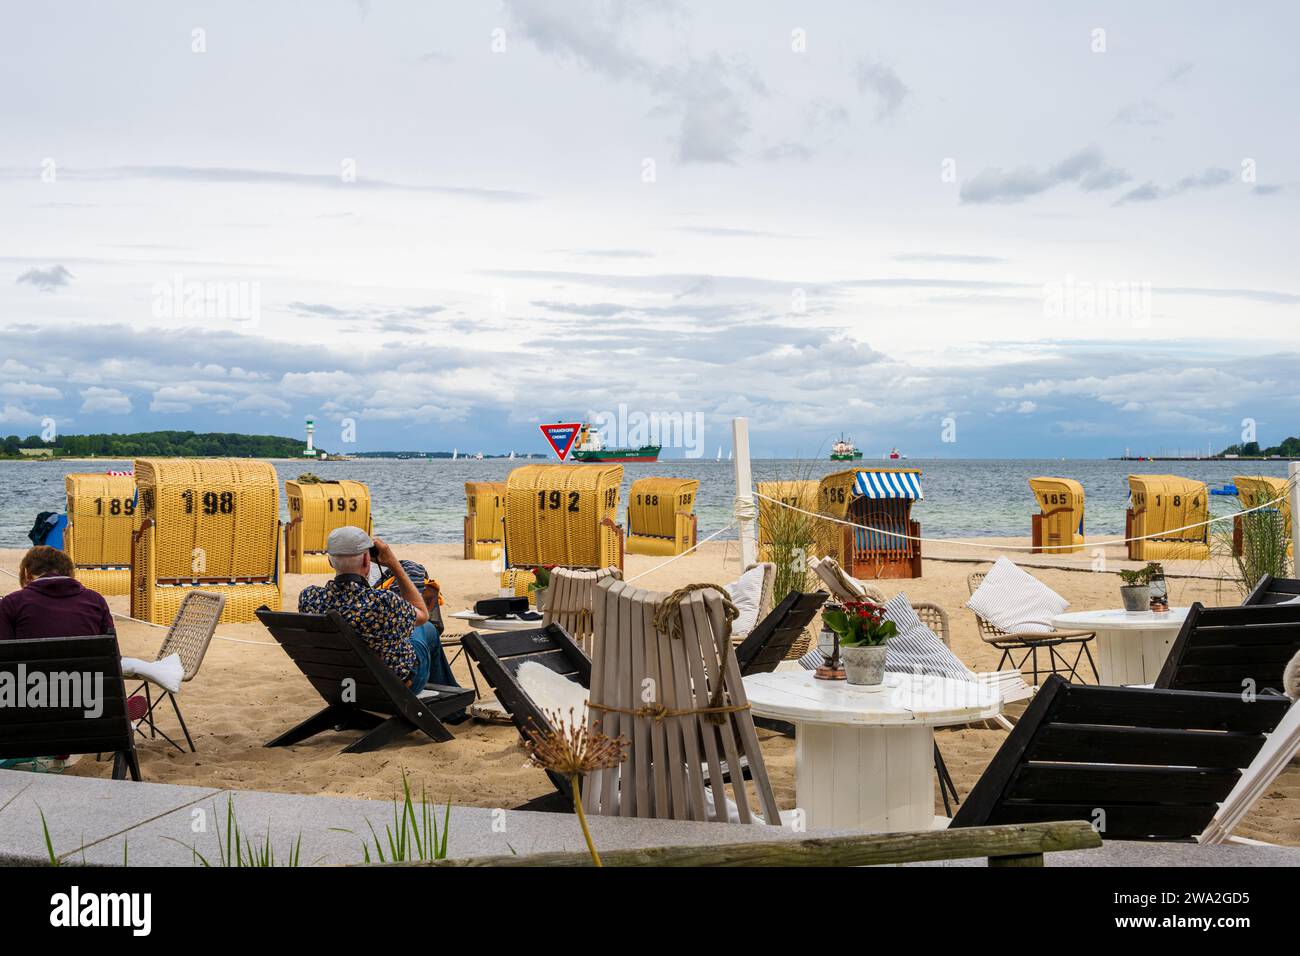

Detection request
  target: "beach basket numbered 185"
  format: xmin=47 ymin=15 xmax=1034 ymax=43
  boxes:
xmin=131 ymin=458 xmax=283 ymax=624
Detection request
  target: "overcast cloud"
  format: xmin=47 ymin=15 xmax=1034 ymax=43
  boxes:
xmin=1 ymin=1 xmax=1296 ymax=456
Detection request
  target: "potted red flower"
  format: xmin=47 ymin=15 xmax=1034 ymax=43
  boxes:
xmin=822 ymin=600 xmax=897 ymax=686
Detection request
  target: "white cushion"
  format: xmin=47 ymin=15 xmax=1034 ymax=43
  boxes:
xmin=517 ymin=660 xmax=589 ymax=734
xmin=966 ymin=556 xmax=1068 ymax=635
xmin=725 ymin=564 xmax=766 ymax=636
xmin=120 ymin=653 xmax=184 ymax=694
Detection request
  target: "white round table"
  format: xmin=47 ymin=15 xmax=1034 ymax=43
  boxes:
xmin=448 ymin=610 xmax=544 ymax=632
xmin=744 ymin=670 xmax=1000 ymax=832
xmin=1051 ymin=608 xmax=1189 ymax=686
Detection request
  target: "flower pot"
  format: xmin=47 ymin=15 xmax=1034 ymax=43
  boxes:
xmin=1120 ymin=585 xmax=1150 ymax=611
xmin=533 ymin=587 xmax=547 ymax=612
xmin=840 ymin=644 xmax=888 ymax=686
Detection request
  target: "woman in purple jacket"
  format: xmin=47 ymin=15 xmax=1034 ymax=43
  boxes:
xmin=0 ymin=546 xmax=115 ymax=640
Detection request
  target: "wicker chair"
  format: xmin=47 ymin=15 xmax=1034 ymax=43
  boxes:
xmin=966 ymin=572 xmax=1097 ymax=684
xmin=810 ymin=555 xmax=888 ymax=604
xmin=131 ymin=590 xmax=226 ymax=751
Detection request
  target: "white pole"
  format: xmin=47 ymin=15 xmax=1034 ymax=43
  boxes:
xmin=1291 ymin=462 xmax=1299 ymax=569
xmin=732 ymin=417 xmax=757 ymax=570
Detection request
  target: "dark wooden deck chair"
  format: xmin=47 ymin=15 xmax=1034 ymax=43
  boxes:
xmin=0 ymin=635 xmax=140 ymax=780
xmin=1243 ymin=575 xmax=1300 ymax=606
xmin=255 ymin=608 xmax=474 ymax=754
xmin=464 ymin=623 xmax=592 ymax=797
xmin=950 ymin=674 xmax=1290 ymax=840
xmin=733 ymin=590 xmax=827 ymax=674
xmin=1153 ymin=601 xmax=1300 ymax=695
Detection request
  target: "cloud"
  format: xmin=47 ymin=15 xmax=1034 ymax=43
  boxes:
xmin=1253 ymin=184 xmax=1284 ymax=196
xmin=1159 ymin=61 xmax=1195 ymax=87
xmin=79 ymin=387 xmax=132 ymax=414
xmin=503 ymin=0 xmax=763 ymax=164
xmin=14 ymin=165 xmax=535 ymax=203
xmin=1115 ymin=167 xmax=1232 ymax=205
xmin=16 ymin=264 xmax=74 ymax=292
xmin=894 ymin=254 xmax=1006 ymax=265
xmin=0 ymin=404 xmax=43 ymax=426
xmin=855 ymin=59 xmax=908 ymax=120
xmin=1111 ymin=99 xmax=1173 ymax=127
xmin=1 ymin=381 xmax=62 ymax=399
xmin=960 ymin=148 xmax=1130 ymax=203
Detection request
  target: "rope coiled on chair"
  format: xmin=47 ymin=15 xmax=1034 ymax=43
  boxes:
xmin=652 ymin=583 xmax=739 ymax=642
xmin=649 ymin=583 xmax=742 ymax=724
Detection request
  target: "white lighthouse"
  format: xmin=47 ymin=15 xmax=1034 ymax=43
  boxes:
xmin=305 ymin=416 xmax=315 ymax=455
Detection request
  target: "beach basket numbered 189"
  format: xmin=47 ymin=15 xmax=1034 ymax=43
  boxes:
xmin=64 ymin=471 xmax=137 ymax=596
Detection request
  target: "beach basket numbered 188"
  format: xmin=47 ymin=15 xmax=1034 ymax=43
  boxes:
xmin=131 ymin=458 xmax=283 ymax=624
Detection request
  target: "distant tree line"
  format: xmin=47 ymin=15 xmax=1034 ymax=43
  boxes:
xmin=1219 ymin=436 xmax=1300 ymax=458
xmin=0 ymin=430 xmax=315 ymax=459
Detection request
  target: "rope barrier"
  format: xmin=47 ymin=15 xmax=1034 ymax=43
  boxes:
xmin=623 ymin=520 xmax=738 ymax=583
xmin=0 ymin=566 xmax=279 ymax=646
xmin=753 ymin=474 xmax=1299 ymax=553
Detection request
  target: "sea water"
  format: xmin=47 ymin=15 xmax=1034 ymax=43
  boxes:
xmin=0 ymin=457 xmax=1290 ymax=548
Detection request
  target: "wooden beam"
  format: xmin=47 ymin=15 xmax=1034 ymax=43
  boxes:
xmin=365 ymin=820 xmax=1101 ymax=868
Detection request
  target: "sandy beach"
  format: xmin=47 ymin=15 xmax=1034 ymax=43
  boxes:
xmin=3 ymin=540 xmax=1294 ymax=845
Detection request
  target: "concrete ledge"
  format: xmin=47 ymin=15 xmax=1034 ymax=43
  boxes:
xmin=5 ymin=769 xmax=1295 ymax=867
xmin=0 ymin=768 xmax=863 ymax=866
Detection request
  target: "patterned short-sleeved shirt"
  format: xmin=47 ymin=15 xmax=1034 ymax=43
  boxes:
xmin=298 ymin=574 xmax=418 ymax=684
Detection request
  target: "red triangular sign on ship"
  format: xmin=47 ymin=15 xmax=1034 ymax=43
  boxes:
xmin=539 ymin=422 xmax=583 ymax=461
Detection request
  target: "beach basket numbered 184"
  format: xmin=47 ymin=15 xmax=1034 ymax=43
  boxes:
xmin=503 ymin=463 xmax=624 ymax=571
xmin=131 ymin=458 xmax=283 ymax=624
xmin=285 ymin=479 xmax=372 ymax=574
xmin=64 ymin=472 xmax=137 ymax=596
xmin=1126 ymin=475 xmax=1210 ymax=561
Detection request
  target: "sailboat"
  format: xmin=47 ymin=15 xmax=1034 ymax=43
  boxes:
xmin=716 ymin=445 xmax=722 ymax=461
xmin=509 ymin=450 xmax=516 ymax=460
xmin=452 ymin=449 xmax=458 ymax=461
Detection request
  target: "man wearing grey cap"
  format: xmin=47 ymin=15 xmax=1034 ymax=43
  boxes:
xmin=298 ymin=526 xmax=431 ymax=689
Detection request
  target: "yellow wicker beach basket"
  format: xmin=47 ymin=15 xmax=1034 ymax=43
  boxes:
xmin=64 ymin=472 xmax=136 ymax=595
xmin=756 ymin=478 xmax=817 ymax=561
xmin=1028 ymin=477 xmax=1086 ymax=554
xmin=285 ymin=479 xmax=372 ymax=574
xmin=464 ymin=481 xmax=507 ymax=561
xmin=131 ymin=458 xmax=282 ymax=624
xmin=625 ymin=477 xmax=699 ymax=557
xmin=1126 ymin=475 xmax=1210 ymax=561
xmin=503 ymin=464 xmax=624 ymax=570
xmin=1234 ymin=475 xmax=1292 ymax=555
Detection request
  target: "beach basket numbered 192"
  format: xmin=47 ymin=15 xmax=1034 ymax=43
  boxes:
xmin=130 ymin=458 xmax=283 ymax=624
xmin=502 ymin=463 xmax=624 ymax=571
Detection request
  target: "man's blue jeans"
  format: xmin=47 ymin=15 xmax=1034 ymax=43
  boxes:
xmin=408 ymin=622 xmax=458 ymax=690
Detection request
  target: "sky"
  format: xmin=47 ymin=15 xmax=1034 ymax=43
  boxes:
xmin=1 ymin=0 xmax=1297 ymax=458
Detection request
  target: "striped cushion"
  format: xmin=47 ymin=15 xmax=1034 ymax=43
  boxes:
xmin=798 ymin=595 xmax=974 ymax=683
xmin=881 ymin=593 xmax=975 ymax=682
xmin=966 ymin=556 xmax=1068 ymax=635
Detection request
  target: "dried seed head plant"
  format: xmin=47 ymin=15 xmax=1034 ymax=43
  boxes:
xmin=525 ymin=709 xmax=628 ymax=866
